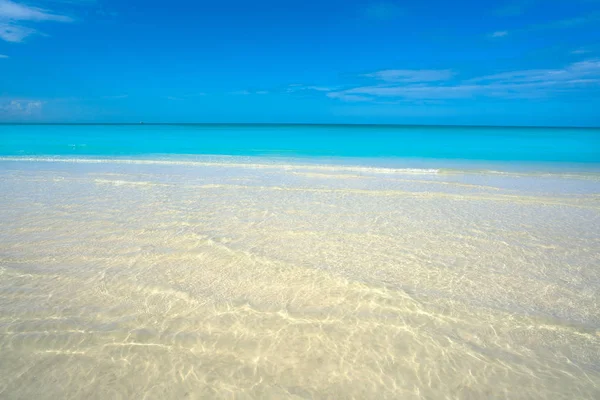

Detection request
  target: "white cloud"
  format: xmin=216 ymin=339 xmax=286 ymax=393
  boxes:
xmin=343 ymin=85 xmax=477 ymax=99
xmin=0 ymin=0 xmax=71 ymax=21
xmin=489 ymin=11 xmax=600 ymax=39
xmin=363 ymin=69 xmax=454 ymax=83
xmin=326 ymin=92 xmax=372 ymax=102
xmin=326 ymin=60 xmax=600 ymax=101
xmin=572 ymin=48 xmax=590 ymax=55
xmin=0 ymin=99 xmax=44 ymax=115
xmin=466 ymin=60 xmax=600 ymax=84
xmin=286 ymin=85 xmax=334 ymax=93
xmin=305 ymin=86 xmax=333 ymax=92
xmin=339 ymin=79 xmax=599 ymax=100
xmin=0 ymin=0 xmax=73 ymax=42
xmin=0 ymin=22 xmax=36 ymax=42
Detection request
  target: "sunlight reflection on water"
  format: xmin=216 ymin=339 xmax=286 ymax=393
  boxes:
xmin=0 ymin=157 xmax=599 ymax=399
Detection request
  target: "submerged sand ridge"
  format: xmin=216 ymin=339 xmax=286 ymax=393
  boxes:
xmin=0 ymin=158 xmax=599 ymax=399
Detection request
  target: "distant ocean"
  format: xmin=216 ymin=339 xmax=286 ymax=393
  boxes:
xmin=1 ymin=124 xmax=599 ymax=398
xmin=1 ymin=124 xmax=599 ymax=167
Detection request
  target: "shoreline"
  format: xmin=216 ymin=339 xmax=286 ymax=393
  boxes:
xmin=2 ymin=154 xmax=600 ymax=178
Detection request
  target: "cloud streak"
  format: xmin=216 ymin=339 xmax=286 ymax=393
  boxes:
xmin=0 ymin=0 xmax=71 ymax=21
xmin=326 ymin=92 xmax=372 ymax=102
xmin=363 ymin=69 xmax=455 ymax=83
xmin=465 ymin=60 xmax=600 ymax=84
xmin=572 ymin=48 xmax=590 ymax=55
xmin=0 ymin=0 xmax=73 ymax=42
xmin=285 ymin=84 xmax=335 ymax=94
xmin=326 ymin=60 xmax=600 ymax=101
xmin=0 ymin=98 xmax=44 ymax=115
xmin=0 ymin=22 xmax=35 ymax=42
xmin=489 ymin=11 xmax=600 ymax=39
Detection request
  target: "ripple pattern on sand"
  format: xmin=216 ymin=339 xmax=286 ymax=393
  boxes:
xmin=1 ymin=159 xmax=599 ymax=399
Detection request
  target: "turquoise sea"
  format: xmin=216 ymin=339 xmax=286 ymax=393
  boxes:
xmin=1 ymin=124 xmax=599 ymax=166
xmin=1 ymin=124 xmax=599 ymax=399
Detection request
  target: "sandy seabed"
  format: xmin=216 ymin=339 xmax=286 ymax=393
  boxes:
xmin=0 ymin=157 xmax=599 ymax=399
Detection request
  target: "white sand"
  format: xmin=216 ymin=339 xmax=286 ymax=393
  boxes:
xmin=0 ymin=157 xmax=599 ymax=399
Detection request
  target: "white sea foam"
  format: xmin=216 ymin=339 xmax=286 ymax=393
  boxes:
xmin=2 ymin=156 xmax=599 ymax=180
xmin=0 ymin=156 xmax=440 ymax=175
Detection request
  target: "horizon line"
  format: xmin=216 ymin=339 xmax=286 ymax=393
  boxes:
xmin=1 ymin=122 xmax=598 ymax=129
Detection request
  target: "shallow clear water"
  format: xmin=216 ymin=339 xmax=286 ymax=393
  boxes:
xmin=0 ymin=154 xmax=599 ymax=399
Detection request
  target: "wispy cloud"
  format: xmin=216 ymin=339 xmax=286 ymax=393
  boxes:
xmin=0 ymin=0 xmax=71 ymax=21
xmin=326 ymin=92 xmax=372 ymax=102
xmin=0 ymin=22 xmax=35 ymax=42
xmin=286 ymin=84 xmax=334 ymax=93
xmin=489 ymin=11 xmax=600 ymax=39
xmin=572 ymin=48 xmax=591 ymax=55
xmin=365 ymin=2 xmax=402 ymax=20
xmin=465 ymin=60 xmax=600 ymax=84
xmin=0 ymin=98 xmax=44 ymax=115
xmin=0 ymin=0 xmax=73 ymax=42
xmin=0 ymin=53 xmax=8 ymax=58
xmin=363 ymin=69 xmax=455 ymax=82
xmin=304 ymin=86 xmax=332 ymax=92
xmin=490 ymin=31 xmax=508 ymax=38
xmin=326 ymin=60 xmax=600 ymax=101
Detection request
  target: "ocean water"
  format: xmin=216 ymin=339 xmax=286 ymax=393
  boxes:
xmin=2 ymin=124 xmax=600 ymax=164
xmin=0 ymin=124 xmax=599 ymax=399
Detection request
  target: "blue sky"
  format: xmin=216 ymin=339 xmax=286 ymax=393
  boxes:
xmin=0 ymin=0 xmax=599 ymax=126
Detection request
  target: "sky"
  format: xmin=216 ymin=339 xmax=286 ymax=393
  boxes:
xmin=0 ymin=0 xmax=599 ymax=126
